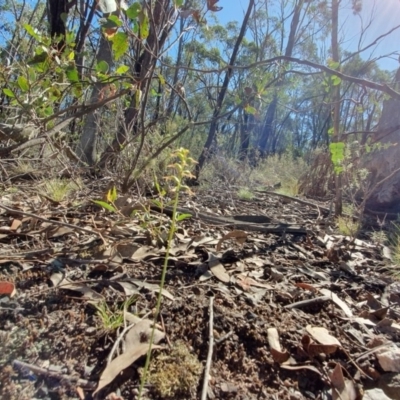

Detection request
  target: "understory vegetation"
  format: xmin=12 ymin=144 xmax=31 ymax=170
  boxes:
xmin=1 ymin=0 xmax=400 ymax=398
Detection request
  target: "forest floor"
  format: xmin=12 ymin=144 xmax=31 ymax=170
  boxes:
xmin=1 ymin=174 xmax=400 ymax=400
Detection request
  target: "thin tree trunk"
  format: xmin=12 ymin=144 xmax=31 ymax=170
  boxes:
xmin=257 ymin=0 xmax=306 ymax=153
xmin=76 ymin=34 xmax=113 ymax=165
xmin=332 ymin=0 xmax=342 ymax=215
xmin=195 ymin=0 xmax=255 ymax=179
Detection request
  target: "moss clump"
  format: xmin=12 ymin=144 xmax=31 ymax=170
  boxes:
xmin=144 ymin=340 xmax=203 ymax=398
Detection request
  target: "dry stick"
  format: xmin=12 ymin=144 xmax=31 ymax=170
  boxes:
xmin=0 ymin=203 xmax=99 ymax=236
xmin=284 ymin=295 xmax=330 ymax=309
xmin=12 ymin=359 xmax=96 ymax=389
xmin=201 ymin=296 xmax=215 ymax=400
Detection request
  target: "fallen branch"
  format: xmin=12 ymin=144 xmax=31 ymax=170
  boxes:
xmin=201 ymin=296 xmax=215 ymax=400
xmin=284 ymin=295 xmax=330 ymax=309
xmin=0 ymin=203 xmax=99 ymax=237
xmin=12 ymin=359 xmax=96 ymax=389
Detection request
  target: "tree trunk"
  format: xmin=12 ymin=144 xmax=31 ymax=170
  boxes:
xmin=257 ymin=0 xmax=306 ymax=153
xmin=76 ymin=33 xmax=114 ymax=165
xmin=195 ymin=0 xmax=255 ymax=179
xmin=331 ymin=0 xmax=342 ymax=215
xmin=364 ymin=67 xmax=400 ymax=211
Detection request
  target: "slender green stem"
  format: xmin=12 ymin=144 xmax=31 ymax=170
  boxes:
xmin=137 ymin=179 xmax=182 ymax=399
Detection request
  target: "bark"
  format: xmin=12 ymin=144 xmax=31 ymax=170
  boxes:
xmin=331 ymin=0 xmax=342 ymax=215
xmin=76 ymin=33 xmax=114 ymax=165
xmin=364 ymin=67 xmax=400 ymax=211
xmin=195 ymin=0 xmax=255 ymax=179
xmin=47 ymin=0 xmax=69 ymax=51
xmin=257 ymin=0 xmax=306 ymax=153
xmin=98 ymin=0 xmax=174 ymax=167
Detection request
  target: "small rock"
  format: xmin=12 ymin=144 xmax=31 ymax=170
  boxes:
xmin=363 ymin=388 xmax=391 ymax=400
xmin=220 ymin=382 xmax=238 ymax=393
xmin=378 ymin=372 xmax=400 ymax=400
xmin=377 ymin=345 xmax=400 ymax=372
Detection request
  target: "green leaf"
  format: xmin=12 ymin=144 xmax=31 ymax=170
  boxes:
xmin=174 ymin=0 xmax=184 ymax=6
xmin=96 ymin=60 xmax=109 ymax=73
xmin=139 ymin=10 xmax=149 ymax=39
xmin=27 ymin=52 xmax=48 ymax=65
xmin=126 ymin=2 xmax=141 ymax=19
xmin=329 ymin=142 xmax=345 ymax=174
xmin=3 ymin=88 xmax=15 ymax=98
xmin=157 ymin=73 xmax=165 ymax=86
xmin=107 ymin=186 xmax=118 ymax=202
xmin=116 ymin=65 xmax=129 ymax=74
xmin=66 ymin=65 xmax=79 ymax=83
xmin=108 ymin=14 xmax=122 ymax=27
xmin=92 ymin=200 xmax=117 ymax=212
xmin=24 ymin=24 xmax=40 ymax=41
xmin=244 ymin=105 xmax=257 ymax=115
xmin=43 ymin=106 xmax=53 ymax=116
xmin=71 ymin=84 xmax=83 ymax=98
xmin=176 ymin=213 xmax=192 ymax=222
xmin=331 ymin=75 xmax=341 ymax=86
xmin=111 ymin=32 xmax=129 ymax=60
xmin=17 ymin=76 xmax=29 ymax=92
xmin=328 ymin=60 xmax=340 ymax=70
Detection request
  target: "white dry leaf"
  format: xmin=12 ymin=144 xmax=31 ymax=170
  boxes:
xmin=94 ymin=319 xmax=165 ymax=395
xmin=207 ymin=252 xmax=230 ymax=283
xmin=306 ymin=326 xmax=341 ymax=347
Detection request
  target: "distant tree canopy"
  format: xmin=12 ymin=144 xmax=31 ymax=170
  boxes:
xmin=1 ymin=0 xmax=400 ymax=207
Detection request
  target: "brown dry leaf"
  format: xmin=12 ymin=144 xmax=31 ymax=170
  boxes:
xmin=94 ymin=319 xmax=165 ymax=395
xmin=236 ymin=274 xmax=272 ymax=290
xmin=179 ymin=8 xmax=195 ymax=18
xmin=116 ymin=243 xmax=140 ymax=258
xmin=76 ymin=386 xmax=85 ymax=400
xmin=207 ymin=252 xmax=230 ymax=283
xmin=267 ymin=328 xmax=290 ymax=363
xmin=59 ymin=280 xmax=104 ymax=301
xmin=329 ymin=363 xmax=356 ymax=400
xmin=10 ymin=219 xmax=22 ymax=231
xmin=0 ymin=281 xmax=16 ymax=297
xmin=129 ymin=246 xmax=160 ymax=261
xmin=48 ymin=226 xmax=76 ymax=238
xmin=306 ymin=325 xmax=341 ymax=347
xmin=207 ymin=0 xmax=222 ymax=11
xmin=319 ymin=288 xmax=353 ymax=317
xmin=301 ymin=334 xmax=338 ymax=357
xmin=295 ymin=282 xmax=317 ymax=292
xmin=127 ymin=279 xmax=175 ymax=301
xmin=216 ymin=230 xmax=247 ymax=251
xmin=94 ymin=343 xmax=162 ymax=395
xmin=281 ymin=364 xmax=322 ymax=375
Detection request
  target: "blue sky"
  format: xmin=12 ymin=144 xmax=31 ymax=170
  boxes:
xmin=213 ymin=0 xmax=400 ymax=71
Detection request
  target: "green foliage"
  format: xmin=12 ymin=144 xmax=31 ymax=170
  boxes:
xmin=237 ymin=187 xmax=254 ymax=200
xmin=329 ymin=142 xmax=345 ymax=174
xmin=39 ymin=178 xmax=80 ymax=202
xmin=138 ymin=148 xmax=196 ymax=399
xmin=93 ymin=296 xmax=137 ymax=333
xmin=336 ymin=214 xmax=360 ymax=238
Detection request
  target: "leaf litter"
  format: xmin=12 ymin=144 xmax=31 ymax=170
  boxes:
xmin=1 ymin=180 xmax=400 ymax=399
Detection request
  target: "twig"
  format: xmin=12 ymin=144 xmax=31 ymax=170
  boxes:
xmin=201 ymin=296 xmax=215 ymax=400
xmin=0 ymin=203 xmax=99 ymax=236
xmin=284 ymin=295 xmax=330 ymax=309
xmin=215 ymin=330 xmax=234 ymax=344
xmin=12 ymin=359 xmax=96 ymax=389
